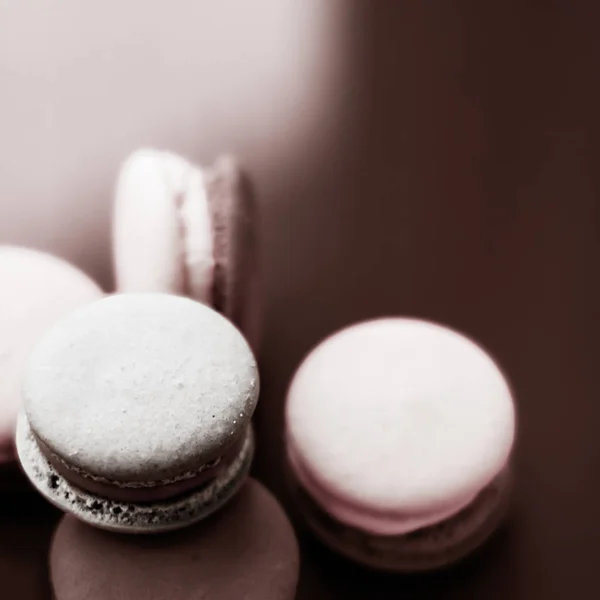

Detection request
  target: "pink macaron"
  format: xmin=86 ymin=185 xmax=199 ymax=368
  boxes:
xmin=0 ymin=246 xmax=103 ymax=471
xmin=112 ymin=149 xmax=260 ymax=352
xmin=50 ymin=478 xmax=299 ymax=600
xmin=285 ymin=318 xmax=516 ymax=571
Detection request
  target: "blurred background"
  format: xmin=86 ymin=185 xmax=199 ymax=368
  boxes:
xmin=1 ymin=2 xmax=599 ymax=598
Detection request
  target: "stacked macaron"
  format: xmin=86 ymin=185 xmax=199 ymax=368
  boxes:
xmin=8 ymin=150 xmax=299 ymax=600
xmin=17 ymin=293 xmax=259 ymax=532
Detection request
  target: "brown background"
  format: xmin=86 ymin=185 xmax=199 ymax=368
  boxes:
xmin=1 ymin=1 xmax=599 ymax=598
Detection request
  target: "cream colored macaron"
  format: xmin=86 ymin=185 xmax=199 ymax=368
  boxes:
xmin=17 ymin=293 xmax=259 ymax=532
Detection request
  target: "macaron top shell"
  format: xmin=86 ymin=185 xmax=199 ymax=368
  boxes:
xmin=0 ymin=246 xmax=102 ymax=461
xmin=285 ymin=318 xmax=515 ymax=527
xmin=23 ymin=293 xmax=259 ymax=483
xmin=113 ymin=149 xmax=215 ymax=303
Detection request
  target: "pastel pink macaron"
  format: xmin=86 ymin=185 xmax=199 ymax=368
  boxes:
xmin=0 ymin=246 xmax=102 ymax=470
xmin=50 ymin=478 xmax=299 ymax=600
xmin=285 ymin=318 xmax=516 ymax=571
xmin=112 ymin=149 xmax=260 ymax=352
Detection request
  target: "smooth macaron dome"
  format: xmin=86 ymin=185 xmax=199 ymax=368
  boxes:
xmin=113 ymin=149 xmax=216 ymax=303
xmin=0 ymin=246 xmax=103 ymax=465
xmin=17 ymin=293 xmax=259 ymax=532
xmin=285 ymin=318 xmax=515 ymax=567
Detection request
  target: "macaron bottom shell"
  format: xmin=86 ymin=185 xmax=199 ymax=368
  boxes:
xmin=16 ymin=413 xmax=254 ymax=534
xmin=286 ymin=463 xmax=512 ymax=572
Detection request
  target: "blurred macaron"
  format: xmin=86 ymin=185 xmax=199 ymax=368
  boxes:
xmin=285 ymin=317 xmax=516 ymax=571
xmin=50 ymin=478 xmax=299 ymax=600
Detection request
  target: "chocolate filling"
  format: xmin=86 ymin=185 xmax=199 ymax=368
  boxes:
xmin=35 ymin=433 xmax=246 ymax=503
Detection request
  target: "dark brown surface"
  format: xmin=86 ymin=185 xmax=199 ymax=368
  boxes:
xmin=1 ymin=1 xmax=600 ymax=598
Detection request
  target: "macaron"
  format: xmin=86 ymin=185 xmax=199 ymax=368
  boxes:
xmin=284 ymin=318 xmax=516 ymax=571
xmin=0 ymin=246 xmax=102 ymax=469
xmin=112 ymin=149 xmax=260 ymax=352
xmin=50 ymin=478 xmax=299 ymax=600
xmin=16 ymin=293 xmax=259 ymax=533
